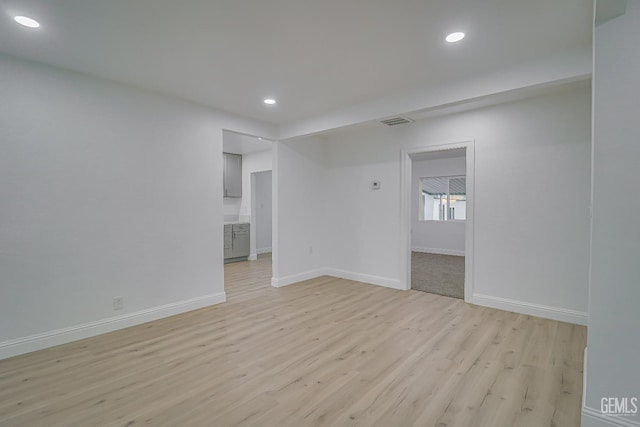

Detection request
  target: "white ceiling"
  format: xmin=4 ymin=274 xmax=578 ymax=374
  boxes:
xmin=0 ymin=0 xmax=592 ymax=126
xmin=223 ymin=131 xmax=272 ymax=155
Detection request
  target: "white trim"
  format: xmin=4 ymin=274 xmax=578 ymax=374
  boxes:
xmin=582 ymin=406 xmax=640 ymax=427
xmin=400 ymin=148 xmax=412 ymax=291
xmin=472 ymin=293 xmax=588 ymax=325
xmin=0 ymin=292 xmax=227 ymax=360
xmin=271 ymin=142 xmax=279 ymax=280
xmin=581 ymin=347 xmax=640 ymax=427
xmin=400 ymin=141 xmax=475 ymax=301
xmin=271 ymin=268 xmax=402 ymax=290
xmin=248 ymin=168 xmax=273 ymax=262
xmin=583 ymin=346 xmax=589 ymax=420
xmin=411 ymin=246 xmax=465 ymax=257
xmin=249 ymin=247 xmax=271 ymax=260
xmin=324 ymin=268 xmax=403 ymax=290
xmin=271 ymin=269 xmax=325 ymax=288
xmin=249 ymin=172 xmax=258 ymax=259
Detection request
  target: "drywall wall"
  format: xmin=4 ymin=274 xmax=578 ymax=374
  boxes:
xmin=583 ymin=2 xmax=640 ymax=425
xmin=255 ymin=171 xmax=273 ymax=253
xmin=272 ymin=136 xmax=327 ymax=286
xmin=0 ymin=53 xmax=273 ymax=358
xmin=223 ymin=198 xmax=242 ymax=220
xmin=238 ymin=149 xmax=272 ymax=221
xmin=412 ymin=156 xmax=466 ymax=255
xmin=317 ymin=83 xmax=591 ymax=322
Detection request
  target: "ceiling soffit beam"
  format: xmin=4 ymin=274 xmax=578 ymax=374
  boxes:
xmin=595 ymin=0 xmax=627 ymax=26
xmin=276 ymin=45 xmax=592 ymax=141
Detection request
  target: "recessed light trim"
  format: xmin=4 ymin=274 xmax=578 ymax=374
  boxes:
xmin=446 ymin=32 xmax=465 ymax=43
xmin=14 ymin=15 xmax=40 ymax=28
xmin=263 ymin=98 xmax=276 ymax=105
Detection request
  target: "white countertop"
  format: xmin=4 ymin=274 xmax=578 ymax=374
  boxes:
xmin=224 ymin=221 xmax=249 ymax=225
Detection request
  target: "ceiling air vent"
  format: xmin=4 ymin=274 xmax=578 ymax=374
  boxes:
xmin=380 ymin=116 xmax=414 ymax=126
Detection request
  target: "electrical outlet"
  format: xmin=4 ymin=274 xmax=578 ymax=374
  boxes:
xmin=113 ymin=296 xmax=124 ymax=311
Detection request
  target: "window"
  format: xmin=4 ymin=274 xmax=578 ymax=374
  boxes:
xmin=419 ymin=176 xmax=466 ymax=221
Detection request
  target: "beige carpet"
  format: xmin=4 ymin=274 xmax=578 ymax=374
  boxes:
xmin=411 ymin=252 xmax=465 ymax=299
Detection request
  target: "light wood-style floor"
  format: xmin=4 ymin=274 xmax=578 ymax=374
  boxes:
xmin=0 ymin=254 xmax=586 ymax=427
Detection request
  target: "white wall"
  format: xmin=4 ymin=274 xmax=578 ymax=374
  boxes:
xmin=272 ymin=136 xmax=327 ymax=286
xmin=0 ymin=53 xmax=273 ymax=358
xmin=277 ymin=83 xmax=591 ymax=323
xmin=412 ymin=156 xmax=466 ymax=255
xmin=255 ymin=171 xmax=272 ymax=253
xmin=583 ymin=2 xmax=640 ymax=425
xmin=238 ymin=149 xmax=272 ymax=221
xmin=223 ymin=197 xmax=242 ymax=220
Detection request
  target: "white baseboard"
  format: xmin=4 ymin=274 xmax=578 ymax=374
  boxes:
xmin=248 ymin=253 xmax=258 ymax=261
xmin=412 ymin=246 xmax=465 ymax=256
xmin=582 ymin=406 xmax=640 ymax=427
xmin=472 ymin=293 xmax=588 ymax=325
xmin=324 ymin=268 xmax=404 ymax=290
xmin=584 ymin=347 xmax=589 ymax=422
xmin=0 ymin=291 xmax=227 ymax=360
xmin=271 ymin=269 xmax=325 ymax=288
xmin=271 ymin=268 xmax=403 ymax=291
xmin=581 ymin=348 xmax=640 ymax=427
xmin=257 ymin=247 xmax=272 ymax=254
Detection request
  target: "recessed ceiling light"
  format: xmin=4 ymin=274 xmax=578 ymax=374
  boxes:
xmin=445 ymin=32 xmax=465 ymax=43
xmin=263 ymin=98 xmax=276 ymax=105
xmin=14 ymin=16 xmax=40 ymax=29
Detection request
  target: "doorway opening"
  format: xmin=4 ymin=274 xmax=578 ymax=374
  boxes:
xmin=222 ymin=130 xmax=274 ymax=293
xmin=250 ymin=170 xmax=272 ymax=259
xmin=400 ymin=141 xmax=474 ymax=302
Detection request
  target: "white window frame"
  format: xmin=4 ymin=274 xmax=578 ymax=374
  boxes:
xmin=419 ymin=175 xmax=466 ymax=222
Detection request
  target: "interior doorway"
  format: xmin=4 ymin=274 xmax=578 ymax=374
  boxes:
xmin=400 ymin=141 xmax=475 ymax=302
xmin=411 ymin=149 xmax=466 ymax=298
xmin=250 ymin=170 xmax=272 ymax=259
xmin=222 ymin=130 xmax=274 ymax=292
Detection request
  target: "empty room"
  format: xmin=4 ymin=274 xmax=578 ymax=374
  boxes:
xmin=0 ymin=1 xmax=638 ymax=427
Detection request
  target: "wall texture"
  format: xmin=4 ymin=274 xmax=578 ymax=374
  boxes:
xmin=0 ymin=53 xmax=272 ymax=358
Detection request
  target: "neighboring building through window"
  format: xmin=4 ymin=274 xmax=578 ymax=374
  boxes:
xmin=419 ymin=176 xmax=466 ymax=221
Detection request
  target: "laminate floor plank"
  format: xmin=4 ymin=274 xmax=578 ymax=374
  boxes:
xmin=0 ymin=254 xmax=586 ymax=427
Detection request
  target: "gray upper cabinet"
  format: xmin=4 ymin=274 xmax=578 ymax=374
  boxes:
xmin=223 ymin=153 xmax=242 ymax=197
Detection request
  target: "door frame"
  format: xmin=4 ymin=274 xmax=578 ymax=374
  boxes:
xmin=248 ymin=172 xmax=258 ymax=260
xmin=249 ymin=170 xmax=273 ymax=260
xmin=399 ymin=140 xmax=475 ymax=302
